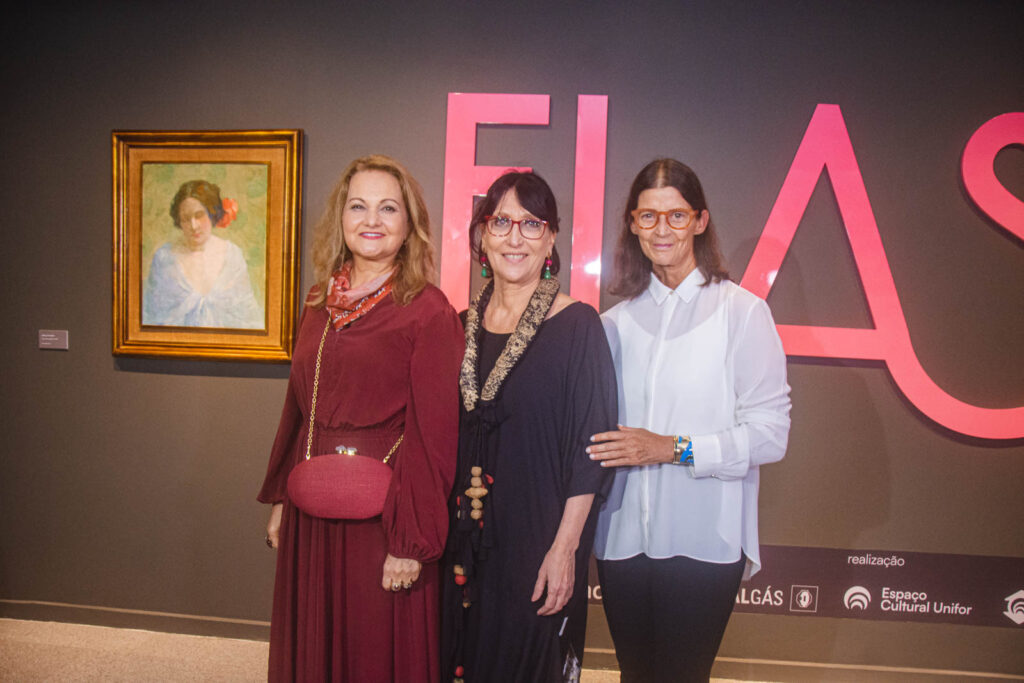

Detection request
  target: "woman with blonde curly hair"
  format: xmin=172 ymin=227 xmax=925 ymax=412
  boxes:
xmin=259 ymin=154 xmax=463 ymax=682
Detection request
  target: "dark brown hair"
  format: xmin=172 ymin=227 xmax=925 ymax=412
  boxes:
xmin=469 ymin=171 xmax=561 ymax=277
xmin=609 ymin=158 xmax=729 ymax=299
xmin=170 ymin=180 xmax=224 ymax=227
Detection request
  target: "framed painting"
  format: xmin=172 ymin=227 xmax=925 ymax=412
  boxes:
xmin=112 ymin=130 xmax=302 ymax=361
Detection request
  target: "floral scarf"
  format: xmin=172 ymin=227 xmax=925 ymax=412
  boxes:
xmin=325 ymin=262 xmax=394 ymax=329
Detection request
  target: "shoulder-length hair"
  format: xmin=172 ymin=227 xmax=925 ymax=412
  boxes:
xmin=609 ymin=158 xmax=729 ymax=299
xmin=469 ymin=170 xmax=561 ymax=276
xmin=308 ymin=154 xmax=435 ymax=307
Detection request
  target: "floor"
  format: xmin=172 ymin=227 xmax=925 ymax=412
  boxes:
xmin=0 ymin=618 xmax=629 ymax=682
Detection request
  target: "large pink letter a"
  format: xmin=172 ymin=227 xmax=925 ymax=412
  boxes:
xmin=740 ymin=104 xmax=1023 ymax=440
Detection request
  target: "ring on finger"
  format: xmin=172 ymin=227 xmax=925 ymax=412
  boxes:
xmin=402 ymin=581 xmax=412 ymax=589
xmin=391 ymin=582 xmax=401 ymax=592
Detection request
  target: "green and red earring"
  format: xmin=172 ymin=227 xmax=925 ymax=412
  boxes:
xmin=542 ymin=255 xmax=553 ymax=280
xmin=480 ymin=253 xmax=491 ymax=278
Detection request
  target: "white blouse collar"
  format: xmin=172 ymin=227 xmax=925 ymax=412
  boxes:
xmin=647 ymin=268 xmax=706 ymax=306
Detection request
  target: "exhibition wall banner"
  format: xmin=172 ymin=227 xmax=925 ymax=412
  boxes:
xmin=589 ymin=546 xmax=1024 ymax=629
xmin=440 ymin=94 xmax=1024 ymax=440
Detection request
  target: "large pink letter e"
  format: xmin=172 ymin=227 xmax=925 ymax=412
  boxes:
xmin=440 ymin=93 xmax=550 ymax=308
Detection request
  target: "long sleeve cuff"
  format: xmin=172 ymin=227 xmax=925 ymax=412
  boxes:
xmin=690 ymin=428 xmax=752 ymax=480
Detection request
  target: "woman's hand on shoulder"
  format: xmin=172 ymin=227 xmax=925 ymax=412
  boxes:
xmin=587 ymin=425 xmax=675 ymax=467
xmin=381 ymin=554 xmax=422 ymax=592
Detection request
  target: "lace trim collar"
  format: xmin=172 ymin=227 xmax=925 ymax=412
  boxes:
xmin=459 ymin=278 xmax=560 ymax=412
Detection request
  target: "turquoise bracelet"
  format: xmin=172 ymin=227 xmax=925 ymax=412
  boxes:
xmin=680 ymin=439 xmax=694 ymax=466
xmin=672 ymin=435 xmax=694 ymax=466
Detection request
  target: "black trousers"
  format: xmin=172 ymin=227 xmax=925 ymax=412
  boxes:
xmin=597 ymin=553 xmax=746 ymax=683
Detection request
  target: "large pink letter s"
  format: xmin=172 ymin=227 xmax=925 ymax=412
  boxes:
xmin=740 ymin=104 xmax=1024 ymax=440
xmin=962 ymin=112 xmax=1024 ymax=241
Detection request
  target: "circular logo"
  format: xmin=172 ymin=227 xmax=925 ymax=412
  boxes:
xmin=844 ymin=585 xmax=871 ymax=610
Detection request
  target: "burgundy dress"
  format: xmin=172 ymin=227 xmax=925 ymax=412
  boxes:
xmin=259 ymin=285 xmax=463 ymax=683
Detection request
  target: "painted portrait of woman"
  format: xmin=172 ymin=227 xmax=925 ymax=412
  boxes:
xmin=142 ymin=177 xmax=264 ymax=329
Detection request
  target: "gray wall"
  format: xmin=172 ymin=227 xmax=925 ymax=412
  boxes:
xmin=2 ymin=1 xmax=1022 ymax=677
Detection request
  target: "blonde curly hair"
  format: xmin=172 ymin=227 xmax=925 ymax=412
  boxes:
xmin=308 ymin=154 xmax=435 ymax=307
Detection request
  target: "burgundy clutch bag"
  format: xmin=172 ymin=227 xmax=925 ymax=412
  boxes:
xmin=287 ymin=449 xmax=396 ymax=520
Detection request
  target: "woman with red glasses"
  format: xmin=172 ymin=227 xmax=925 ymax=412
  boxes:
xmin=442 ymin=171 xmax=616 ymax=682
xmin=588 ymin=158 xmax=792 ymax=681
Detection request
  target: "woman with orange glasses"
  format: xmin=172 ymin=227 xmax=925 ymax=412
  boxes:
xmin=589 ymin=158 xmax=792 ymax=682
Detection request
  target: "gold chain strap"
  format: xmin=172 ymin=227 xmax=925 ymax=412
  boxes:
xmin=383 ymin=435 xmax=404 ymax=463
xmin=303 ymin=319 xmax=403 ymax=462
xmin=302 ymin=320 xmax=331 ymax=461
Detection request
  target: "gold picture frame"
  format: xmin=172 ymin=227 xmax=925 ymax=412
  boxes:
xmin=112 ymin=130 xmax=302 ymax=361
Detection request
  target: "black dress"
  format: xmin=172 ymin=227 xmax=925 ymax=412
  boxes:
xmin=443 ymin=302 xmax=617 ymax=682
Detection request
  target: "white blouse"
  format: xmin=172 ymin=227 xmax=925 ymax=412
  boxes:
xmin=593 ymin=270 xmax=791 ymax=577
